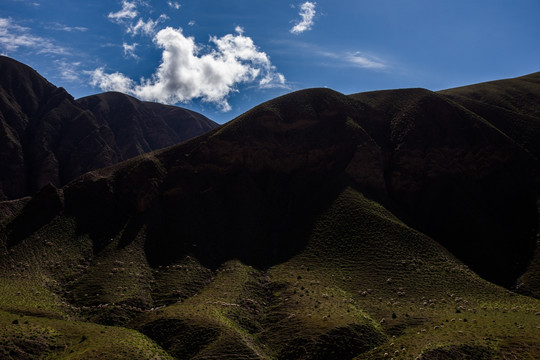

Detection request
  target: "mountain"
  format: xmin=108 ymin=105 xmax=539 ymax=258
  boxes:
xmin=438 ymin=72 xmax=540 ymax=159
xmin=350 ymin=85 xmax=539 ymax=289
xmin=0 ymin=56 xmax=218 ymax=201
xmin=77 ymin=92 xmax=217 ymax=160
xmin=438 ymin=73 xmax=540 ymax=298
xmin=0 ymin=69 xmax=539 ymax=359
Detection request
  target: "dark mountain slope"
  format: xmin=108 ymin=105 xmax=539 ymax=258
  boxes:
xmin=66 ymin=88 xmax=386 ymax=268
xmin=77 ymin=92 xmax=217 ymax=159
xmin=350 ymin=88 xmax=538 ymax=288
xmin=436 ymin=73 xmax=540 ymax=297
xmin=143 ymin=101 xmax=217 ymax=143
xmin=438 ymin=72 xmax=540 ymax=159
xmin=439 ymin=72 xmax=540 ymax=119
xmin=0 ymin=56 xmax=217 ymax=200
xmin=0 ymin=55 xmax=111 ymax=200
xmin=59 ymin=83 xmax=539 ymax=288
xmin=1 ymin=73 xmax=540 ymax=359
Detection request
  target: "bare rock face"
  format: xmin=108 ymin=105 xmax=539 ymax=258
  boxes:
xmin=0 ymin=56 xmax=218 ymax=200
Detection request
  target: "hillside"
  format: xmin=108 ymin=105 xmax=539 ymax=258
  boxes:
xmin=0 ymin=56 xmax=218 ymax=200
xmin=349 ymin=85 xmax=538 ymax=289
xmin=439 ymin=72 xmax=540 ymax=159
xmin=437 ymin=73 xmax=540 ymax=298
xmin=0 ymin=70 xmax=539 ymax=359
xmin=77 ymin=92 xmax=217 ymax=160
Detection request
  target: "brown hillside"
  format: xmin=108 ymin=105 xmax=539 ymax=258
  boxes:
xmin=0 ymin=56 xmax=217 ymax=200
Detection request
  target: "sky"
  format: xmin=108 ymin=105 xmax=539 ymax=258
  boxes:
xmin=1 ymin=1 xmax=539 ymax=124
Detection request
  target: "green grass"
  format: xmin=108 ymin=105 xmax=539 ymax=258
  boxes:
xmin=1 ymin=187 xmax=539 ymax=359
xmin=0 ymin=310 xmax=173 ymax=359
xmin=264 ymin=187 xmax=540 ymax=359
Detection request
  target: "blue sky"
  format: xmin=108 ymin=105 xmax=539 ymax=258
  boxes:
xmin=1 ymin=0 xmax=539 ymax=123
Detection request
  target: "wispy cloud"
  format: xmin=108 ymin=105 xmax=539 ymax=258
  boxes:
xmin=108 ymin=0 xmax=138 ymax=22
xmin=89 ymin=26 xmax=285 ymax=112
xmin=127 ymin=15 xmax=168 ymax=37
xmin=274 ymin=39 xmax=388 ymax=70
xmin=108 ymin=1 xmax=168 ymax=37
xmin=345 ymin=52 xmax=387 ymax=69
xmin=167 ymin=1 xmax=181 ymax=10
xmin=188 ymin=20 xmax=196 ymax=26
xmin=290 ymin=1 xmax=316 ymax=35
xmin=0 ymin=17 xmax=66 ymax=55
xmin=8 ymin=0 xmax=40 ymax=6
xmin=319 ymin=50 xmax=387 ymax=69
xmin=55 ymin=60 xmax=82 ymax=82
xmin=46 ymin=22 xmax=88 ymax=32
xmin=122 ymin=42 xmax=138 ymax=59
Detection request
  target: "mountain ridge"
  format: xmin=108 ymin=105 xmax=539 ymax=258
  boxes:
xmin=0 ymin=55 xmax=218 ymax=201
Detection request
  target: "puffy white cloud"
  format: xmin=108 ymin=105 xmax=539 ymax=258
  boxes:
xmin=0 ymin=17 xmax=66 ymax=54
xmin=167 ymin=1 xmax=181 ymax=10
xmin=290 ymin=1 xmax=316 ymax=35
xmin=89 ymin=27 xmax=285 ymax=111
xmin=127 ymin=15 xmax=168 ymax=37
xmin=108 ymin=0 xmax=138 ymax=22
xmin=122 ymin=42 xmax=138 ymax=59
xmin=88 ymin=68 xmax=135 ymax=94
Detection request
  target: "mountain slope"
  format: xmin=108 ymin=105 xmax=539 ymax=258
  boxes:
xmin=438 ymin=72 xmax=540 ymax=159
xmin=77 ymin=92 xmax=217 ymax=160
xmin=0 ymin=56 xmax=217 ymax=201
xmin=349 ymin=87 xmax=538 ymax=288
xmin=0 ymin=71 xmax=540 ymax=359
xmin=436 ymin=73 xmax=540 ymax=298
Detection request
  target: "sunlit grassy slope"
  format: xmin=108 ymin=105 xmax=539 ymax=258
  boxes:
xmin=1 ymin=186 xmax=539 ymax=359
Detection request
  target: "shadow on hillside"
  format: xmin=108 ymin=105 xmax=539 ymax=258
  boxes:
xmin=142 ymin=170 xmax=345 ymax=271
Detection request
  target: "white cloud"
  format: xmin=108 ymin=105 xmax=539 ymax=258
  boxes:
xmin=188 ymin=20 xmax=196 ymax=26
xmin=47 ymin=22 xmax=88 ymax=32
xmin=108 ymin=0 xmax=138 ymax=22
xmin=55 ymin=60 xmax=82 ymax=82
xmin=108 ymin=1 xmax=168 ymax=37
xmin=88 ymin=68 xmax=135 ymax=94
xmin=89 ymin=26 xmax=285 ymax=111
xmin=0 ymin=17 xmax=66 ymax=55
xmin=127 ymin=15 xmax=168 ymax=37
xmin=345 ymin=52 xmax=387 ymax=69
xmin=167 ymin=1 xmax=181 ymax=10
xmin=279 ymin=40 xmax=388 ymax=70
xmin=122 ymin=42 xmax=139 ymax=59
xmin=290 ymin=1 xmax=316 ymax=34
